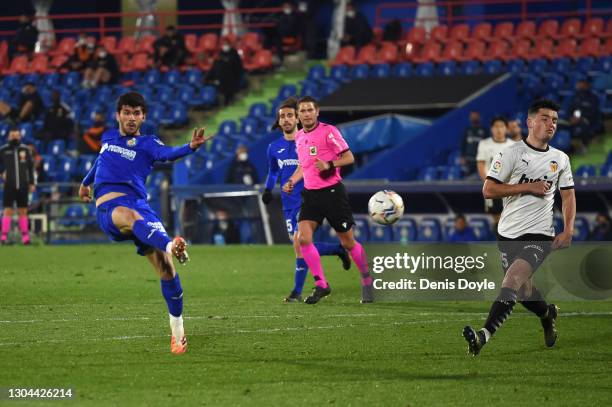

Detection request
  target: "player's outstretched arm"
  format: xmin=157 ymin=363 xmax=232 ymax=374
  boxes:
xmin=283 ymin=166 xmax=303 ymax=193
xmin=189 ymin=127 xmax=213 ymax=150
xmin=552 ymin=188 xmax=576 ymax=250
xmin=154 ymin=127 xmax=212 ymax=162
xmin=483 ymin=178 xmax=549 ymax=199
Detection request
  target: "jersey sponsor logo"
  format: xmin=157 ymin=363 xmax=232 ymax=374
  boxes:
xmin=101 ymin=143 xmax=137 ymax=161
xmin=277 ymin=158 xmax=300 ymax=168
xmin=309 ymin=146 xmax=317 ymax=156
xmin=147 ymin=221 xmax=167 ymax=235
xmin=518 ymin=173 xmax=553 ymax=188
xmin=127 ymin=138 xmax=137 ymax=147
xmin=277 ymin=148 xmax=285 ymax=153
xmin=19 ymin=151 xmax=26 ymax=161
xmin=550 ymin=160 xmax=558 ymax=172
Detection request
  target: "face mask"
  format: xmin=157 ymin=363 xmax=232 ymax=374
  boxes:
xmin=222 ymin=45 xmax=230 ymax=52
xmin=238 ymin=152 xmax=248 ymax=161
xmin=283 ymin=8 xmax=292 ymax=15
xmin=98 ymin=51 xmax=107 ymax=58
xmin=346 ymin=10 xmax=355 ymax=18
xmin=298 ymin=3 xmax=307 ymax=12
xmin=9 ymin=139 xmax=20 ymax=147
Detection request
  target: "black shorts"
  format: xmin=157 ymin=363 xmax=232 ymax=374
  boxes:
xmin=497 ymin=233 xmax=553 ymax=274
xmin=298 ymin=182 xmax=354 ymax=233
xmin=3 ymin=186 xmax=29 ymax=208
xmin=485 ymin=198 xmax=503 ymax=215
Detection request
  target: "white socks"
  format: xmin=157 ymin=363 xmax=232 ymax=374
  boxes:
xmin=480 ymin=328 xmax=491 ymax=343
xmin=169 ymin=314 xmax=184 ymax=341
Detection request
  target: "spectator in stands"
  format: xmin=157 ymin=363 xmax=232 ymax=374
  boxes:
xmin=0 ymin=82 xmax=43 ymax=124
xmin=211 ymin=210 xmax=240 ymax=245
xmin=507 ymin=119 xmax=523 ymax=142
xmin=11 ymin=15 xmax=38 ymax=56
xmin=382 ymin=19 xmax=403 ymax=42
xmin=79 ymin=111 xmax=106 ymax=154
xmin=153 ymin=25 xmax=186 ymax=69
xmin=81 ymin=45 xmax=119 ymax=89
xmin=341 ymin=3 xmax=373 ymax=49
xmin=275 ymin=2 xmax=300 ymax=64
xmin=589 ymin=212 xmax=612 ymax=241
xmin=295 ymin=1 xmax=317 ymax=58
xmin=206 ymin=38 xmax=244 ymax=106
xmin=447 ymin=214 xmax=477 ymax=242
xmin=62 ymin=32 xmax=94 ymax=78
xmin=37 ymin=90 xmax=74 ymax=144
xmin=569 ymin=79 xmax=604 ymax=151
xmin=460 ymin=111 xmax=487 ymax=176
xmin=225 ymin=145 xmax=259 ymax=185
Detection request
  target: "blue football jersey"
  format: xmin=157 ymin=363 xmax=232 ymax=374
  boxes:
xmin=264 ymin=136 xmax=302 ymax=210
xmin=83 ymin=128 xmax=194 ymax=200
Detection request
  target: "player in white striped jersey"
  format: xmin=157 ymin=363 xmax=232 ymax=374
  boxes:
xmin=476 ymin=116 xmax=515 ymax=227
xmin=463 ymin=99 xmax=576 ymax=355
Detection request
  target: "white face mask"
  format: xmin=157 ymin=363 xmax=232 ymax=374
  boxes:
xmin=283 ymin=8 xmax=292 ymax=15
xmin=346 ymin=10 xmax=355 ymax=18
xmin=222 ymin=45 xmax=230 ymax=52
xmin=298 ymin=3 xmax=307 ymax=12
xmin=98 ymin=51 xmax=107 ymax=58
xmin=238 ymin=152 xmax=248 ymax=161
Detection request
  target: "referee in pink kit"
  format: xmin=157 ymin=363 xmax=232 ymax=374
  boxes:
xmin=283 ymin=96 xmax=374 ymax=304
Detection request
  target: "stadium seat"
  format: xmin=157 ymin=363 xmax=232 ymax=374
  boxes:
xmin=506 ymin=59 xmax=526 ymax=74
xmin=164 ymin=105 xmax=188 ymax=126
xmin=369 ymin=222 xmax=394 ymax=242
xmin=441 ymin=165 xmax=462 ymax=180
xmin=60 ymin=204 xmax=86 ymax=227
xmin=184 ymin=33 xmax=202 ymax=57
xmin=201 ymin=85 xmax=217 ymax=106
xmin=515 ymin=21 xmax=537 ymax=41
xmin=449 ymin=24 xmax=470 ymax=43
xmin=3 ymin=55 xmax=28 ymax=75
xmin=394 ymin=218 xmax=417 ymax=243
xmin=403 ymin=26 xmax=427 ymax=48
xmin=76 ymin=155 xmax=96 ymax=177
xmin=438 ymin=41 xmax=463 ymax=62
xmin=458 ymin=40 xmax=485 ymax=62
xmin=393 ymin=62 xmax=412 ymax=77
xmin=355 ymin=44 xmax=377 ymax=65
xmin=430 ymin=25 xmax=449 ymax=44
xmin=275 ymin=84 xmax=298 ymax=101
xmin=240 ymin=32 xmax=263 ymax=53
xmin=530 ymin=39 xmax=555 ymax=59
xmin=352 ymin=216 xmax=370 ymax=242
xmin=484 ymin=40 xmax=509 ymax=61
xmin=240 ymin=117 xmax=259 ymax=138
xmin=47 ymin=139 xmax=66 ymax=156
xmin=600 ymin=163 xmax=612 ymax=177
xmin=371 ymin=63 xmax=391 ymax=78
xmin=459 ymin=60 xmax=480 ymax=75
xmin=350 ymin=64 xmax=370 ymax=79
xmin=332 ymin=46 xmax=356 ymax=66
xmin=575 ymin=165 xmax=597 ymax=178
xmin=417 ymin=217 xmax=442 ymax=242
xmin=573 ymin=217 xmax=590 ymax=241
xmin=116 ymin=36 xmax=137 ymax=55
xmin=413 ymin=41 xmax=441 ymax=63
xmin=219 ymin=120 xmax=238 ymax=137
xmin=418 ymin=166 xmax=438 ymax=181
xmin=306 ymin=64 xmax=326 ymax=82
xmin=49 ymin=37 xmax=76 ymax=57
xmin=483 ymin=59 xmax=502 ymax=74
xmin=63 ymin=71 xmax=81 ymax=88
xmin=577 ymin=37 xmax=602 ymax=58
xmin=54 ymin=156 xmax=77 ymax=182
xmin=537 ymin=19 xmax=559 ymax=40
xmin=200 ymin=33 xmax=219 ymax=55
xmin=493 ymin=21 xmax=514 ymax=42
xmin=378 ymin=42 xmax=399 ymax=64
xmin=471 ymin=23 xmax=492 ymax=43
xmin=156 ymin=86 xmax=174 ymax=104
xmin=300 ymin=80 xmax=320 ymax=98
xmin=556 ymin=18 xmax=581 ymax=39
xmin=469 ymin=217 xmax=492 ymax=241
xmin=528 ymin=58 xmax=549 ymax=74
xmin=510 ymin=39 xmax=532 ymax=60
xmin=438 ymin=61 xmax=457 ymax=76
xmin=163 ymin=69 xmax=181 ymax=87
xmin=147 ymin=104 xmax=165 ymax=124
xmin=244 ymin=49 xmax=273 ymax=72
xmin=30 ymin=54 xmax=49 ymax=74
xmin=100 ymin=36 xmax=118 ymax=54
xmin=578 ymin=18 xmax=604 ymax=39
xmin=137 ymin=35 xmax=156 ymax=55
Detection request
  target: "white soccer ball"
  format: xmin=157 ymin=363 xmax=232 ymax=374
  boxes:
xmin=368 ymin=190 xmax=404 ymax=225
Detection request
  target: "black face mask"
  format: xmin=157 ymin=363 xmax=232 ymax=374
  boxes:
xmin=9 ymin=139 xmax=20 ymax=147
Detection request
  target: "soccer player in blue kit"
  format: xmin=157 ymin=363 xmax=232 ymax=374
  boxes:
xmin=78 ymin=92 xmax=211 ymax=354
xmin=262 ymin=97 xmax=350 ymax=302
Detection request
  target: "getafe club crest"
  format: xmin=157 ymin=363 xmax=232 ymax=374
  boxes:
xmin=550 ymin=161 xmax=558 ymax=173
xmin=19 ymin=151 xmax=26 ymax=161
xmin=127 ymin=138 xmax=137 ymax=147
xmin=309 ymin=146 xmax=317 ymax=156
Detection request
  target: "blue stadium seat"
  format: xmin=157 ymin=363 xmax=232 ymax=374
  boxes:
xmin=393 ymin=62 xmax=412 ymax=77
xmin=371 ymin=63 xmax=391 ymax=78
xmin=63 ymin=71 xmax=80 ymax=89
xmin=573 ymin=217 xmax=590 ymax=241
xmin=320 ymin=80 xmax=340 ymax=97
xmin=177 ymin=85 xmax=196 ymax=106
xmin=483 ymin=60 xmax=502 ymax=74
xmin=47 ymin=139 xmax=66 ymax=156
xmin=276 ymin=84 xmax=298 ymax=101
xmin=593 ymin=56 xmax=612 ymax=73
xmin=575 ymin=165 xmax=596 ymax=178
xmin=54 ymin=156 xmax=77 ymax=182
xmin=42 ymin=72 xmax=60 ymax=88
xmin=147 ymin=104 xmax=166 ymax=124
xmin=459 ymin=60 xmax=480 ymax=75
xmin=164 ymin=105 xmax=188 ymax=126
xmin=447 ymin=150 xmax=462 ymax=166
xmin=417 ymin=217 xmax=442 ymax=242
xmin=330 ymin=65 xmax=350 ymax=83
xmin=369 ymin=222 xmax=394 ymax=242
xmin=60 ymin=204 xmax=85 ymax=227
xmin=353 ymin=216 xmax=370 ymax=242
xmin=441 ymin=165 xmax=462 ymax=180
xmin=144 ymin=70 xmax=161 ymax=87
xmin=574 ymin=57 xmax=594 ymax=74
xmin=506 ymin=59 xmax=526 ymax=74
xmin=528 ymin=58 xmax=549 ymax=74
xmin=543 ymin=72 xmax=565 ymax=92
xmin=350 ymin=64 xmax=370 ymax=79
xmin=393 ymin=217 xmax=417 ymax=243
xmin=438 ymin=61 xmax=456 ymax=76
xmin=240 ymin=118 xmax=259 ymax=138
xmin=184 ymin=68 xmax=202 ymax=86
xmin=210 ymin=138 xmax=234 ymax=156
xmin=164 ymin=70 xmax=181 ymax=87
xmin=2 ymin=74 xmax=21 ymax=90
xmin=443 ymin=217 xmax=455 ymax=240
xmin=600 ymin=163 xmax=612 ymax=178
xmin=300 ymin=80 xmax=320 ymax=98
xmin=201 ymin=85 xmax=217 ymax=106
xmin=248 ymin=102 xmax=268 ymax=121
xmin=156 ymin=86 xmax=174 ymax=104
xmin=549 ymin=129 xmax=571 ymax=151
xmin=18 ymin=122 xmax=33 ymax=139
xmin=219 ymin=120 xmax=238 ymax=137
xmin=414 ymin=62 xmax=434 ymax=77
xmin=306 ymin=64 xmax=326 ymax=82
xmin=417 ymin=166 xmax=439 ymax=181
xmin=76 ymin=155 xmax=96 ymax=177
xmin=550 ymin=58 xmax=571 ymax=75
xmin=470 ymin=217 xmax=492 ymax=241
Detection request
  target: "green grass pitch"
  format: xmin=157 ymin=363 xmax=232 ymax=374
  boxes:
xmin=1 ymin=245 xmax=610 ymax=406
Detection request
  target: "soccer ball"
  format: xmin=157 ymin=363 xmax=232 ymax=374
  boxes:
xmin=368 ymin=190 xmax=404 ymax=225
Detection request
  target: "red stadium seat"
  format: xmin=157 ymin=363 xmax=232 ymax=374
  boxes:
xmin=471 ymin=23 xmax=492 ymax=43
xmin=117 ymin=36 xmax=136 ymax=55
xmin=605 ymin=37 xmax=612 ymax=55
xmin=49 ymin=54 xmax=69 ymax=71
xmin=130 ymin=52 xmax=150 ymax=71
xmin=482 ymin=40 xmax=509 ymax=61
xmin=413 ymin=40 xmax=441 ymax=63
xmin=515 ymin=21 xmax=536 ymax=41
xmin=458 ymin=40 xmax=486 ymax=62
xmin=553 ymin=38 xmax=577 ymax=59
xmin=556 ymin=18 xmax=581 ymax=39
xmin=3 ymin=55 xmax=28 ymax=75
xmin=377 ymin=42 xmax=398 ymax=64
xmin=356 ymin=44 xmax=377 ymax=65
xmin=577 ymin=37 xmax=602 ymax=58
xmin=30 ymin=54 xmax=49 ymax=74
xmin=240 ymin=32 xmax=262 ymax=52
xmin=222 ymin=33 xmax=237 ymax=46
xmin=0 ymin=40 xmax=8 ymax=70
xmin=244 ymin=49 xmax=272 ymax=72
xmin=510 ymin=39 xmax=532 ymax=60
xmin=49 ymin=37 xmax=76 ymax=57
xmin=578 ymin=18 xmax=604 ymax=39
xmin=537 ymin=20 xmax=559 ymax=40
xmin=404 ymin=26 xmax=427 ymax=46
xmin=373 ymin=27 xmax=383 ymax=43
xmin=430 ymin=25 xmax=448 ymax=44
xmin=185 ymin=34 xmax=201 ymax=54
xmin=493 ymin=22 xmax=514 ymax=43
xmin=137 ymin=35 xmax=156 ymax=55
xmin=200 ymin=33 xmax=218 ymax=54
xmin=438 ymin=41 xmax=463 ymax=62
xmin=100 ymin=36 xmax=118 ymax=54
xmin=331 ymin=46 xmax=355 ymax=66
xmin=529 ymin=38 xmax=554 ymax=59
xmin=449 ymin=24 xmax=470 ymax=43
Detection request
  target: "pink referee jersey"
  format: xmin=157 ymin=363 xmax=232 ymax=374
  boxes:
xmin=295 ymin=121 xmax=350 ymax=190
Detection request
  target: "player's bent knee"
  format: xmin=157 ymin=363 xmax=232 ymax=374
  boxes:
xmin=298 ymin=233 xmax=312 ymax=247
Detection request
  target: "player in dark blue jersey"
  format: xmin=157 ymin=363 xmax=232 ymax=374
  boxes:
xmin=262 ymin=97 xmax=350 ymax=302
xmin=78 ymin=92 xmax=211 ymax=354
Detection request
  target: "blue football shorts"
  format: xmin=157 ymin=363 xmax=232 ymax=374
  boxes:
xmin=283 ymin=207 xmax=300 ymax=237
xmin=96 ymin=195 xmax=169 ymax=256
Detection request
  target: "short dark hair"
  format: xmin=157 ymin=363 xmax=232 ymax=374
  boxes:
xmin=8 ymin=126 xmax=21 ymax=133
xmin=116 ymin=92 xmax=147 ymax=113
xmin=490 ymin=115 xmax=508 ymax=127
xmin=272 ymin=97 xmax=298 ymax=130
xmin=455 ymin=213 xmax=466 ymax=221
xmin=528 ymin=99 xmax=559 ymax=116
xmin=297 ymin=96 xmax=318 ymax=109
